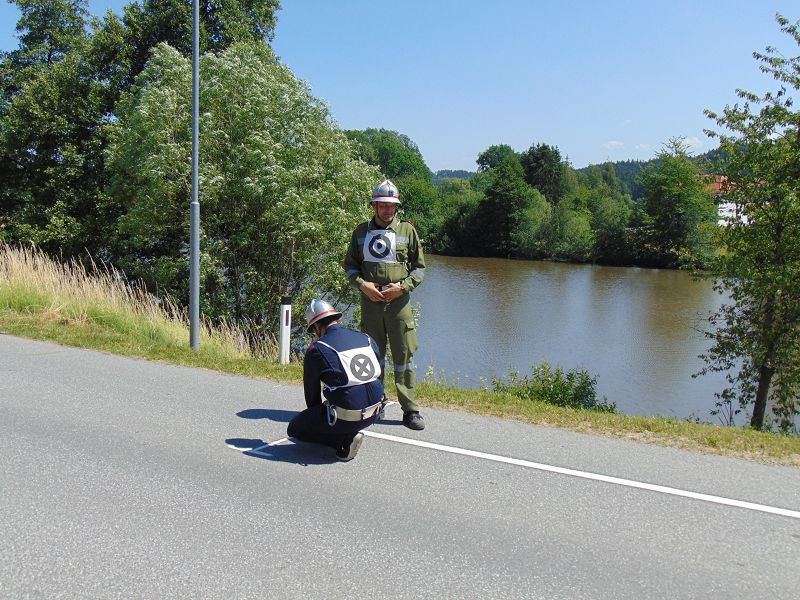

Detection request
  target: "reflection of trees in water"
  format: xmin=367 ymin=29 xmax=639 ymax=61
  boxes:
xmin=416 ymin=254 xmax=729 ymax=420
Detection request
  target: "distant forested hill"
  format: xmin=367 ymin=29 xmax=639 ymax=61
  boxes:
xmin=579 ymin=149 xmax=722 ymax=200
xmin=432 ymin=169 xmax=475 ymax=184
xmin=605 ymin=159 xmax=651 ymax=199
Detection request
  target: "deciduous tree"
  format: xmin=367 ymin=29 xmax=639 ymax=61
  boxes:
xmin=107 ymin=42 xmax=377 ymax=328
xmin=637 ymin=137 xmax=717 ymax=267
xmin=580 ymin=164 xmax=633 ymax=264
xmin=701 ymin=14 xmax=800 ymax=430
xmin=476 ymin=144 xmax=518 ymax=172
xmin=345 ymin=128 xmax=431 ymax=182
xmin=520 ymin=142 xmax=568 ymax=203
xmin=473 ymin=156 xmax=540 ymax=258
xmin=0 ymin=0 xmax=283 ymax=258
xmin=0 ymin=0 xmax=107 ymax=254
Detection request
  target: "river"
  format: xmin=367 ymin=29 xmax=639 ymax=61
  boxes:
xmin=411 ymin=254 xmax=733 ymax=423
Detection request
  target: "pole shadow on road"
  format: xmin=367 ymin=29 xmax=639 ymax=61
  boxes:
xmin=225 ymin=437 xmax=338 ymax=466
xmin=236 ymin=407 xmax=405 ymax=427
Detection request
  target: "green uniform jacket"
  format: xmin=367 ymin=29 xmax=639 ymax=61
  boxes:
xmin=343 ymin=217 xmax=425 ymax=293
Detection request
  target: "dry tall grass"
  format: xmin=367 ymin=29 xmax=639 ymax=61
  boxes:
xmin=0 ymin=243 xmax=279 ymax=360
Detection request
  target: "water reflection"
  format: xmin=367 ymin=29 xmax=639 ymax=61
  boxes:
xmin=413 ymin=255 xmax=731 ymax=422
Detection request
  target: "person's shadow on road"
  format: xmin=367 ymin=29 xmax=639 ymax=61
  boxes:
xmin=227 ymin=404 xmax=403 ymax=466
xmin=225 ymin=437 xmax=338 ymax=466
xmin=227 ymin=408 xmax=339 ymax=465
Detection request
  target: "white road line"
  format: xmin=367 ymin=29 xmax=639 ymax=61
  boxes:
xmin=226 ymin=437 xmax=291 ymax=457
xmin=362 ymin=430 xmax=800 ymax=520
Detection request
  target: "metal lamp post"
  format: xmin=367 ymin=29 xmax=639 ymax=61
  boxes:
xmin=189 ymin=0 xmax=200 ymax=349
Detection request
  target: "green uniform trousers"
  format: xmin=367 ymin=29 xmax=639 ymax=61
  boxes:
xmin=360 ymin=293 xmax=419 ymax=413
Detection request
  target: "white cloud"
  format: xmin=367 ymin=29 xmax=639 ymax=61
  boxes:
xmin=684 ymin=136 xmax=704 ymax=151
xmin=635 ymin=143 xmax=652 ymax=151
xmin=603 ymin=140 xmax=625 ymax=150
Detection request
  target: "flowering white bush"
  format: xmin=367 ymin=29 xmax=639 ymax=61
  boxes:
xmin=107 ymin=42 xmax=378 ymax=329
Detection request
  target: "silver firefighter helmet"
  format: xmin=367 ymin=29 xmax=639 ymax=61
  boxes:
xmin=304 ymin=298 xmax=343 ymax=333
xmin=372 ymin=179 xmax=400 ymax=204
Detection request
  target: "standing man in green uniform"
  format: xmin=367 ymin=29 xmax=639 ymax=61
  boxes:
xmin=343 ymin=179 xmax=426 ymax=431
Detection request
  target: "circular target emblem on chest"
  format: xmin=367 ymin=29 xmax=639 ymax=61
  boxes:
xmin=368 ymin=234 xmax=392 ymax=259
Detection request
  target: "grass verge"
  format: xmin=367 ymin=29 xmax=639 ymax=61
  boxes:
xmin=2 ymin=243 xmax=798 ymax=466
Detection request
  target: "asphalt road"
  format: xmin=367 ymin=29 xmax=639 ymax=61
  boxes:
xmin=1 ymin=334 xmax=799 ymax=599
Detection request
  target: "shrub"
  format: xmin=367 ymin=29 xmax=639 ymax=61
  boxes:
xmin=492 ymin=361 xmax=617 ymax=413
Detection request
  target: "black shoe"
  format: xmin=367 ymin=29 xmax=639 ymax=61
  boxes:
xmin=403 ymin=411 xmax=425 ymax=431
xmin=335 ymin=432 xmax=365 ymax=462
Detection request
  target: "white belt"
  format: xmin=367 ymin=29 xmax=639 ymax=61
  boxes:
xmin=325 ymin=400 xmax=384 ymax=425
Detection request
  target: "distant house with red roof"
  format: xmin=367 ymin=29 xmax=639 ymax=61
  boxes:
xmin=706 ymin=175 xmax=747 ymax=225
xmin=706 ymin=175 xmax=728 ymax=196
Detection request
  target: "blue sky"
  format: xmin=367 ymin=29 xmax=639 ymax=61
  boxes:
xmin=2 ymin=1 xmax=798 ymax=171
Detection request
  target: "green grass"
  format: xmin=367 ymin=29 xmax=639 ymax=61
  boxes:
xmin=2 ymin=242 xmax=799 ymax=466
xmin=414 ymin=379 xmax=800 ymax=465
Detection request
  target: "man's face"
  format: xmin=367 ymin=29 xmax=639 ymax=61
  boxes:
xmin=372 ymin=201 xmax=397 ymax=225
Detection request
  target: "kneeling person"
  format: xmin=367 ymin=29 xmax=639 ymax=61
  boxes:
xmin=288 ymin=299 xmax=384 ymax=461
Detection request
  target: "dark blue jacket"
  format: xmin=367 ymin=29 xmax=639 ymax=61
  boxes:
xmin=304 ymin=324 xmax=384 ymax=409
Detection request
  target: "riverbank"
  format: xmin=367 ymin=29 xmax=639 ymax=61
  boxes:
xmin=2 ymin=244 xmax=798 ymax=466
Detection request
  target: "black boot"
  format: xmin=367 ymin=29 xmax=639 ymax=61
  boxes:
xmin=402 ymin=411 xmax=425 ymax=431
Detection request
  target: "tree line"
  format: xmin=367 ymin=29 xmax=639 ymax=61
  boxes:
xmin=348 ymin=130 xmax=719 ymax=270
xmin=1 ymin=3 xmax=798 ymax=431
